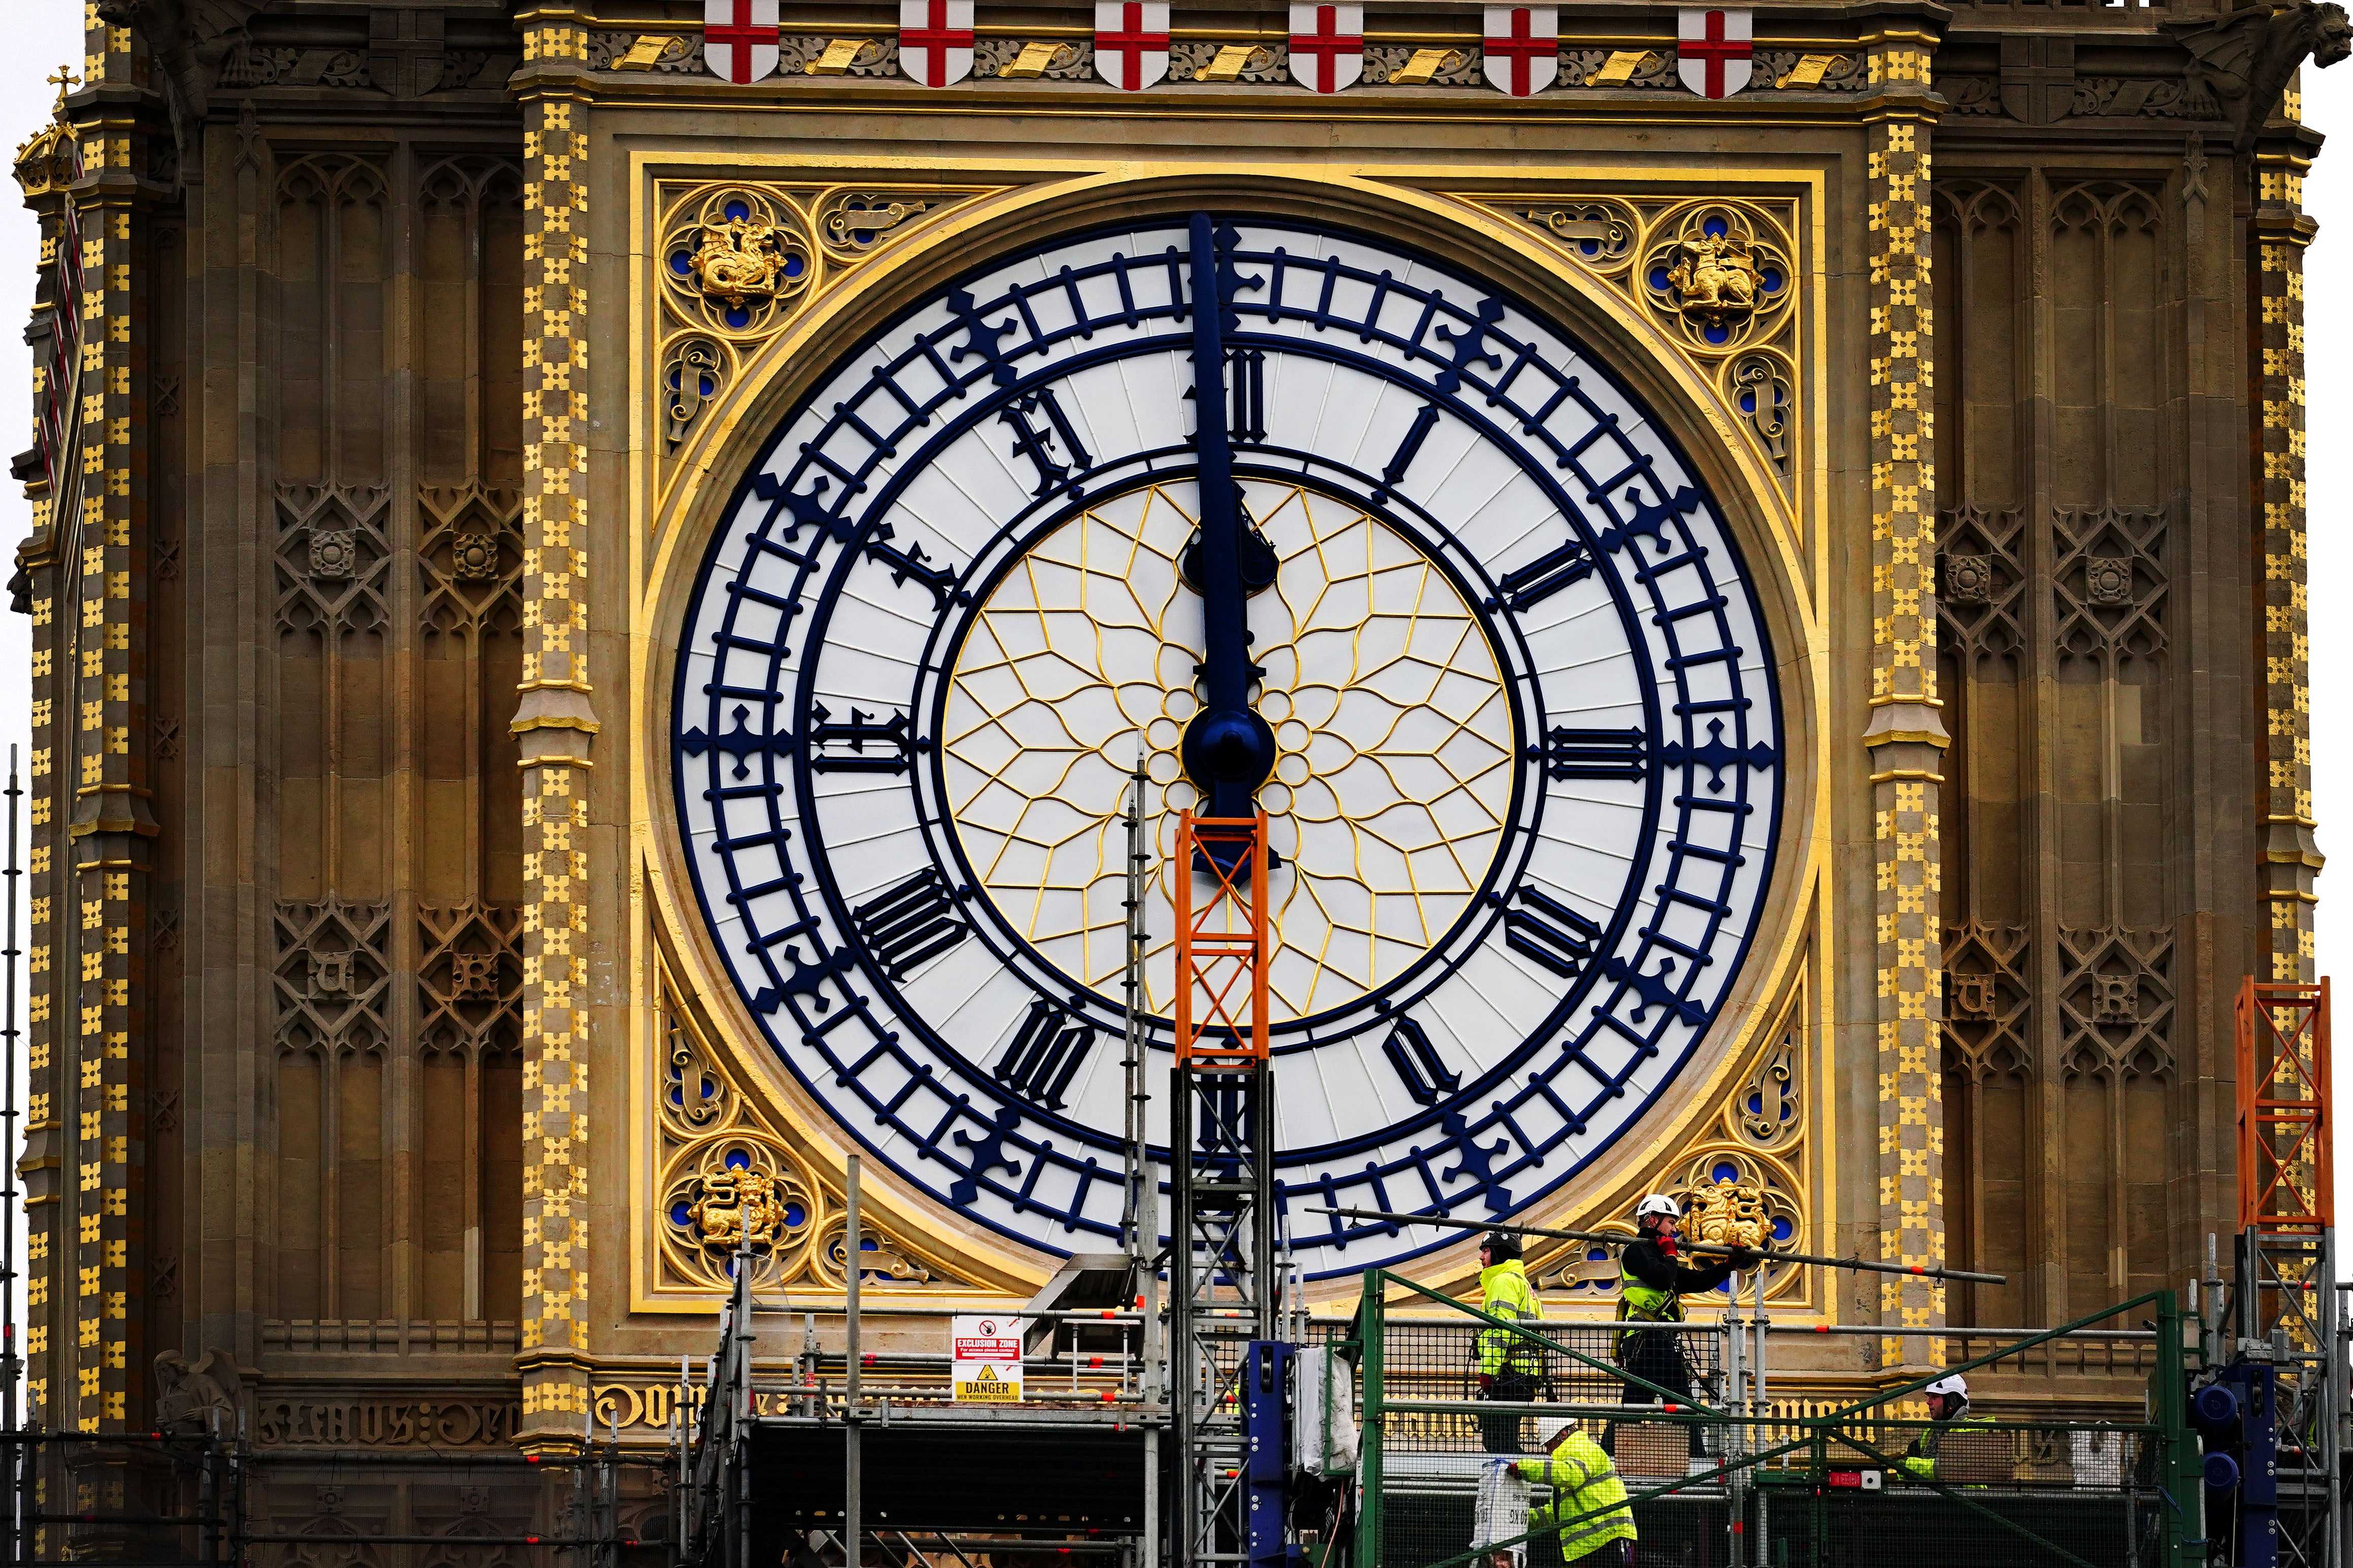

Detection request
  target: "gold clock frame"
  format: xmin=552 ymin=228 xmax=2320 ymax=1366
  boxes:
xmin=622 ymin=155 xmax=1835 ymax=1316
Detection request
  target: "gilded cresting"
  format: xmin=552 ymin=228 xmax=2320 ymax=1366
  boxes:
xmin=1859 ymin=24 xmax=1947 ymax=1364
xmin=2255 ymin=144 xmax=2320 ymax=985
xmin=516 ymin=4 xmax=599 ymax=1444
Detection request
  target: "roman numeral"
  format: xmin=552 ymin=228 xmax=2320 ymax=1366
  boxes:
xmin=1183 ymin=348 xmax=1267 ymax=443
xmin=851 ymin=868 xmax=970 ymax=981
xmin=1534 ymin=725 xmax=1647 ymax=782
xmin=999 ymin=387 xmax=1093 ymax=496
xmin=995 ymin=998 xmax=1099 ymax=1110
xmin=1505 ymin=884 xmax=1602 ymax=980
xmin=804 ymin=702 xmax=913 ymax=774
xmin=1372 ymin=404 xmax=1441 ymax=503
xmin=1490 ymin=489 xmax=1706 ymax=616
xmin=1381 ymin=1013 xmax=1461 ymax=1107
xmin=1228 ymin=347 xmax=1265 ymax=442
xmin=1493 ymin=536 xmax=1595 ymax=611
xmin=863 ymin=524 xmax=961 ymax=611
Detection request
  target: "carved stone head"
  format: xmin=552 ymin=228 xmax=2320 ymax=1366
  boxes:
xmin=2312 ymin=2 xmax=2352 ymax=68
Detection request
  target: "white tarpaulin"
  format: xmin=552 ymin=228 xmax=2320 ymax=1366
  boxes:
xmin=1291 ymin=1346 xmax=1360 ymax=1476
xmin=1475 ymin=1459 xmax=1531 ymax=1567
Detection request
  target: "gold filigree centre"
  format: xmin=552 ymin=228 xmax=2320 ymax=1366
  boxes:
xmin=941 ymin=481 xmax=1515 ymax=1022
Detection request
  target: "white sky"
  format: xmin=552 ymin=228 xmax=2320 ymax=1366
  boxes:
xmin=0 ymin=7 xmax=2341 ymax=1340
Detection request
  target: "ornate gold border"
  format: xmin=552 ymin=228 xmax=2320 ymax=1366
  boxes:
xmin=622 ymin=155 xmax=1835 ymax=1313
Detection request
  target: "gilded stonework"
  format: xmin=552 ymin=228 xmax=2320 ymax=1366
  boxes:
xmin=1541 ymin=972 xmax=1815 ymax=1308
xmin=1483 ymin=192 xmax=1804 ymax=490
xmin=687 ymin=214 xmax=798 ymax=309
xmin=515 ymin=20 xmax=596 ymax=1440
xmin=2255 ymin=152 xmax=2320 ymax=982
xmin=649 ymin=180 xmax=994 ymax=516
xmin=1861 ymin=28 xmax=1947 ymax=1361
xmin=1662 ymin=227 xmax=1764 ymax=332
xmin=646 ymin=959 xmax=974 ymax=1300
xmin=1685 ymin=1178 xmax=1772 ymax=1250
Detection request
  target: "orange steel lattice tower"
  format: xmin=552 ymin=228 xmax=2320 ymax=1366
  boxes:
xmin=2237 ymin=979 xmax=2333 ymax=1243
xmin=1172 ymin=812 xmax=1271 ymax=1069
xmin=2231 ymin=978 xmax=2338 ymax=1568
xmin=1168 ymin=812 xmax=1276 ymax=1568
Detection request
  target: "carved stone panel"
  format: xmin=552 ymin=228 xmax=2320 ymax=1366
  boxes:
xmin=2054 ymin=506 xmax=2167 ymax=670
xmin=1486 ymin=192 xmax=1804 ymax=491
xmin=648 ymin=969 xmax=976 ymax=1299
xmin=1942 ymin=921 xmax=2033 ymax=1082
xmin=418 ymin=901 xmax=521 ymax=1056
xmin=274 ymin=484 xmax=390 ymax=649
xmin=2057 ymin=926 xmax=2176 ymax=1081
xmin=272 ymin=899 xmax=391 ymax=1056
xmin=1937 ymin=505 xmax=2027 ymax=677
xmin=418 ymin=483 xmax=523 ymax=641
xmin=650 ymin=180 xmax=992 ymax=517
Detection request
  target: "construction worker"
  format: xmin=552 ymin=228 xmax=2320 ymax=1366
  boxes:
xmin=1476 ymin=1230 xmax=1546 ymax=1454
xmin=1495 ymin=1416 xmax=1638 ymax=1567
xmin=1614 ymin=1194 xmax=1758 ymax=1458
xmin=1900 ymin=1374 xmax=1995 ymax=1481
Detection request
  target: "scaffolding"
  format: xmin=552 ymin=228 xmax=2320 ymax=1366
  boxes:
xmin=2225 ymin=980 xmax=2341 ymax=1568
xmin=1170 ymin=811 xmax=1277 ymax=1568
xmin=0 ymin=1426 xmax=656 ymax=1565
xmin=1347 ymin=1271 xmax=2205 ymax=1568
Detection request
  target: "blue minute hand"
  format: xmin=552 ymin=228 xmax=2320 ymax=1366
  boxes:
xmin=1179 ymin=213 xmax=1278 ymax=832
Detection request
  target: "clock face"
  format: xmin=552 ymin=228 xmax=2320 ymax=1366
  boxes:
xmin=672 ymin=215 xmax=1785 ymax=1276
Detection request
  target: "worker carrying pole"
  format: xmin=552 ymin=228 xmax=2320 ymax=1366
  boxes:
xmin=1615 ymin=1193 xmax=1759 ymax=1461
xmin=1310 ymin=1205 xmax=2006 ymax=1286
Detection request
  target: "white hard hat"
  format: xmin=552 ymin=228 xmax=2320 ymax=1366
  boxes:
xmin=1536 ymin=1416 xmax=1576 ymax=1449
xmin=1635 ymin=1194 xmax=1681 ymax=1219
xmin=1925 ymin=1374 xmax=1969 ymax=1401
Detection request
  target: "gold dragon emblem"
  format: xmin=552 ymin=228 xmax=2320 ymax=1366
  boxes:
xmin=688 ymin=215 xmax=794 ymax=309
xmin=1665 ymin=231 xmax=1763 ymax=331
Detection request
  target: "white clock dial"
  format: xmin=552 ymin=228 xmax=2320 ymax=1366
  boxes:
xmin=673 ymin=216 xmax=1784 ymax=1273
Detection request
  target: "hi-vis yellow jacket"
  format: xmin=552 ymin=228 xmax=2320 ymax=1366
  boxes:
xmin=1516 ymin=1431 xmax=1638 ymax=1560
xmin=1477 ymin=1259 xmax=1544 ymax=1377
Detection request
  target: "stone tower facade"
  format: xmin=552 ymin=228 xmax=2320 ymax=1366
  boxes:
xmin=6 ymin=0 xmax=2332 ymax=1490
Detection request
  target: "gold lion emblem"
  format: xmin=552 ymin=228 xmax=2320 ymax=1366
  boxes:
xmin=1665 ymin=232 xmax=1762 ymax=331
xmin=1684 ymin=1177 xmax=1771 ymax=1250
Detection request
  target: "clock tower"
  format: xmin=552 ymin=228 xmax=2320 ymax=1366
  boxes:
xmin=8 ymin=0 xmax=2336 ymax=1542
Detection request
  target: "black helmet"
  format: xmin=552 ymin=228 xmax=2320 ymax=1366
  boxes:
xmin=1482 ymin=1231 xmax=1522 ymax=1261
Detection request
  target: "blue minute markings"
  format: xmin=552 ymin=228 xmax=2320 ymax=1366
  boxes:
xmin=675 ymin=220 xmax=1784 ymax=1270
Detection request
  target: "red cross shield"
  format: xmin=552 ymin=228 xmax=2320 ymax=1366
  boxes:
xmin=1482 ymin=7 xmax=1558 ymax=97
xmin=703 ymin=0 xmax=780 ymax=84
xmin=1288 ymin=4 xmax=1364 ymax=94
xmin=899 ymin=0 xmax=975 ymax=88
xmin=1095 ymin=1 xmax=1171 ymax=90
xmin=1676 ymin=7 xmax=1753 ymax=99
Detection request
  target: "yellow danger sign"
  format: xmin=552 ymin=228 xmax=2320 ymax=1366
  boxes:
xmin=954 ymin=1365 xmax=1022 ymax=1403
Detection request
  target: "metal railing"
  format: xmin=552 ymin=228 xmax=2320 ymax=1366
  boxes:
xmin=1345 ymin=1272 xmax=2202 ymax=1568
xmin=0 ymin=1427 xmax=660 ymax=1564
